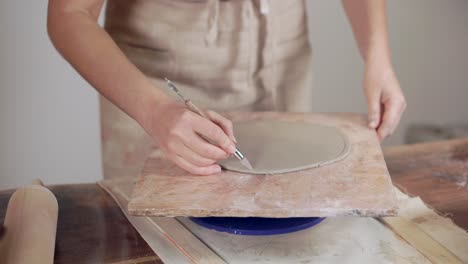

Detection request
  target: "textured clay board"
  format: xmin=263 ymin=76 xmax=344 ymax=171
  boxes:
xmin=128 ymin=112 xmax=398 ymax=217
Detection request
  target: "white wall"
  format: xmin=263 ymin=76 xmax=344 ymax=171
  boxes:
xmin=1 ymin=1 xmax=468 ymax=189
xmin=0 ymin=1 xmax=102 ymax=189
xmin=308 ymin=0 xmax=468 ymax=145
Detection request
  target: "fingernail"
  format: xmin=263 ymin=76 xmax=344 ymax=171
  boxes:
xmin=214 ymin=165 xmax=222 ymax=173
xmin=369 ymin=121 xmax=376 ymax=128
xmin=228 ymin=144 xmax=236 ymax=154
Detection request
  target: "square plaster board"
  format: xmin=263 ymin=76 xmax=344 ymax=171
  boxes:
xmin=128 ymin=112 xmax=398 ymax=217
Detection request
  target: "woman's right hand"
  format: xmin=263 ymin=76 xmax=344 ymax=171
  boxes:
xmin=146 ymin=101 xmax=237 ymax=175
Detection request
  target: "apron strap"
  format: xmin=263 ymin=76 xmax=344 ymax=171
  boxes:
xmin=205 ymin=0 xmax=220 ymax=45
xmin=260 ymin=0 xmax=270 ymax=15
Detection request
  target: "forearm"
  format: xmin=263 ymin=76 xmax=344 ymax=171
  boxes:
xmin=343 ymin=0 xmax=406 ymax=140
xmin=342 ymin=0 xmax=390 ymax=65
xmin=47 ymin=3 xmax=169 ymax=129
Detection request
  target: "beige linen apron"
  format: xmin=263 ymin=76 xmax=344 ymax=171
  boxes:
xmin=101 ymin=0 xmax=313 ymax=179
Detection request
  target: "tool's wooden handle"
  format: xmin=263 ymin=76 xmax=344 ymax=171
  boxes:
xmin=185 ymin=100 xmax=207 ymax=118
xmin=0 ymin=184 xmax=58 ymax=264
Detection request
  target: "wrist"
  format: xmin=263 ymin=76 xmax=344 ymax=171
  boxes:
xmin=135 ymin=88 xmax=172 ymax=133
xmin=364 ymin=41 xmax=391 ymax=67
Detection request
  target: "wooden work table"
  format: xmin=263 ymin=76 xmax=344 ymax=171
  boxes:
xmin=0 ymin=138 xmax=467 ymax=263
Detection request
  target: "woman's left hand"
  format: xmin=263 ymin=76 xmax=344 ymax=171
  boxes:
xmin=364 ymin=60 xmax=407 ymax=141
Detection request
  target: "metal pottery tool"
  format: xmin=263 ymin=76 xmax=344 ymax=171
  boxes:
xmin=164 ymin=78 xmax=253 ymax=170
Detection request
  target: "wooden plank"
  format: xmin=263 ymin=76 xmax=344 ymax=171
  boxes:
xmin=51 ymin=185 xmax=161 ymax=264
xmin=380 ymin=217 xmax=463 ymax=264
xmin=385 ymin=137 xmax=468 ymax=230
xmin=128 ymin=112 xmax=398 ymax=218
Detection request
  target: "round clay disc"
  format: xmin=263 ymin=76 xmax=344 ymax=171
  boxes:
xmin=219 ymin=120 xmax=350 ymax=174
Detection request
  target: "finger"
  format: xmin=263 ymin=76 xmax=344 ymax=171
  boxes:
xmin=206 ymin=110 xmax=237 ymax=143
xmin=388 ymin=97 xmax=406 ymax=135
xmin=181 ymin=131 xmax=230 ymax=160
xmin=171 ymin=154 xmax=221 ymax=175
xmin=192 ymin=116 xmax=236 ymax=155
xmin=167 ymin=140 xmax=217 ymax=166
xmin=365 ymin=88 xmax=382 ymax=129
xmin=377 ymin=100 xmax=401 ymax=141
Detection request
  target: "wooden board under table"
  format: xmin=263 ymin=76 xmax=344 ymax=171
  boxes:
xmin=0 ymin=138 xmax=467 ymax=263
xmin=129 ymin=112 xmax=398 ymax=218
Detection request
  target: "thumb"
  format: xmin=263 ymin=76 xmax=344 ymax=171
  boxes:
xmin=366 ymin=88 xmax=382 ymax=129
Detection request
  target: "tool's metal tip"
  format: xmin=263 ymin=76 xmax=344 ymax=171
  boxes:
xmin=240 ymin=158 xmax=253 ymax=170
xmin=164 ymin=77 xmax=181 ymax=96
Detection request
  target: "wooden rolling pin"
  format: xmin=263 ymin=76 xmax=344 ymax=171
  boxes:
xmin=0 ymin=180 xmax=58 ymax=264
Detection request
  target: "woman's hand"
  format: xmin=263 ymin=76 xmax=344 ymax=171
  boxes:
xmin=364 ymin=60 xmax=407 ymax=141
xmin=147 ymin=101 xmax=237 ymax=175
